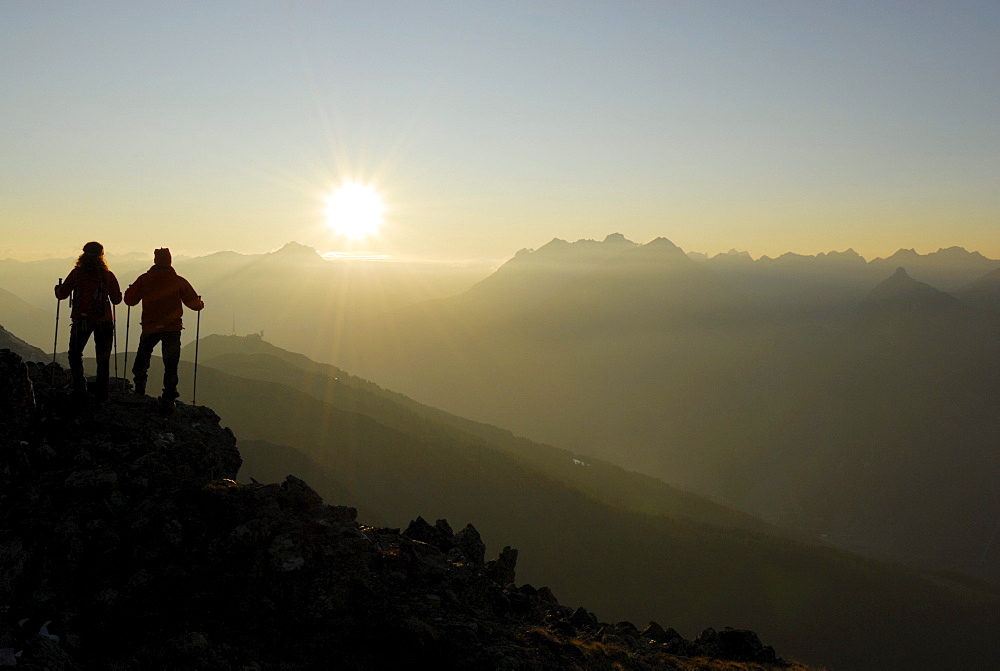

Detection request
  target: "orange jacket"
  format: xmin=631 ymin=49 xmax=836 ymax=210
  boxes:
xmin=124 ymin=266 xmax=203 ymax=333
xmin=55 ymin=267 xmax=122 ymax=322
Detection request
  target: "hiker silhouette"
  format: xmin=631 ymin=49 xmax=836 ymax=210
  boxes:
xmin=54 ymin=242 xmax=123 ymax=401
xmin=124 ymin=248 xmax=204 ymax=411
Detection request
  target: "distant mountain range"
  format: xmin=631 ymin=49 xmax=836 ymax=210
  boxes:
xmin=0 ymin=242 xmax=487 ymax=344
xmin=3 ymin=237 xmax=998 ymax=327
xmin=315 ymin=235 xmax=1000 ymax=588
xmin=3 ymin=235 xmax=999 ymax=589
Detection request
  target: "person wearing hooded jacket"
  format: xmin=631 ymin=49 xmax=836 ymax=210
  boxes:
xmin=54 ymin=241 xmax=123 ymax=400
xmin=124 ymin=248 xmax=204 ymax=407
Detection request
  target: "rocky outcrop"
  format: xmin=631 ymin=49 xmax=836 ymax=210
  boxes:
xmin=0 ymin=350 xmax=36 ymax=451
xmin=0 ymin=351 xmax=802 ymax=670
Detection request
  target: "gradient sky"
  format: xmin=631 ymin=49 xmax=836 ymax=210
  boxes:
xmin=3 ymin=1 xmax=998 ymax=263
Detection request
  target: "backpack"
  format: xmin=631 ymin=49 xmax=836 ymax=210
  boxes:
xmin=72 ymin=270 xmax=109 ymax=321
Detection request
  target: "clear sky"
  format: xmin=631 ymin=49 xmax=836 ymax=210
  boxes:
xmin=2 ymin=1 xmax=998 ymax=263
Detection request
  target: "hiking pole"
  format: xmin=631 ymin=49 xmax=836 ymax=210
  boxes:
xmin=192 ymin=296 xmax=202 ymax=405
xmin=51 ymin=277 xmax=62 ymax=385
xmin=112 ymin=303 xmax=119 ymax=380
xmin=124 ymin=297 xmax=131 ymax=376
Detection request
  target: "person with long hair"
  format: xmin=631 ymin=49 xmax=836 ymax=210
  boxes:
xmin=54 ymin=241 xmax=122 ymax=401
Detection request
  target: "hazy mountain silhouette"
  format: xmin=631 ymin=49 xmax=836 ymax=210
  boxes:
xmin=0 ymin=244 xmax=486 ymax=354
xmin=454 ymin=233 xmax=653 ymax=326
xmin=184 ymin=333 xmax=781 ymax=536
xmin=696 ymin=245 xmax=1000 ymax=321
xmin=0 ymin=287 xmax=49 ymax=350
xmin=861 ymin=266 xmax=961 ymax=311
xmin=4 ymin=237 xmax=999 ymax=590
xmin=718 ymin=268 xmax=1000 ymax=579
xmin=954 ymin=267 xmax=1000 ymax=312
xmin=3 ymin=239 xmax=996 ymax=353
xmin=869 ymin=246 xmax=1000 ymax=289
xmin=317 ymin=239 xmax=1000 ymax=588
xmin=467 ymin=234 xmax=733 ymax=314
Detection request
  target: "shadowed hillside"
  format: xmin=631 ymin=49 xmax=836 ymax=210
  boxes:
xmin=119 ymin=334 xmax=1000 ymax=670
xmin=320 ymin=237 xmax=1000 ymax=586
xmin=184 ymin=333 xmax=779 ymax=536
xmin=0 ymin=324 xmax=47 ymax=363
xmin=955 ymin=267 xmax=1000 ymax=312
xmin=1 ymin=350 xmax=804 ymax=670
xmin=0 ymin=289 xmax=49 ymax=352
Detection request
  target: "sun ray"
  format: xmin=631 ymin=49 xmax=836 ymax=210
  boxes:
xmin=324 ymin=182 xmax=385 ymax=239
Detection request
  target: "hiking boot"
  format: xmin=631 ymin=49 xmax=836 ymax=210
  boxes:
xmin=158 ymin=395 xmax=175 ymax=415
xmin=133 ymin=380 xmax=146 ymax=396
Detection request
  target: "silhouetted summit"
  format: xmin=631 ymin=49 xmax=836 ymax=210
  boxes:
xmin=869 ymin=246 xmax=999 ymax=289
xmin=862 ymin=267 xmax=960 ymax=312
xmin=603 ymin=232 xmax=633 ymax=246
xmin=273 ymin=240 xmax=321 ymax=256
xmin=267 ymin=241 xmax=328 ymax=267
xmin=0 ymin=349 xmax=800 ymax=670
xmin=634 ymin=236 xmax=690 ymax=261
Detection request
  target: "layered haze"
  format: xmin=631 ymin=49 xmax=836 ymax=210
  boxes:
xmin=4 ymin=235 xmax=999 ymax=589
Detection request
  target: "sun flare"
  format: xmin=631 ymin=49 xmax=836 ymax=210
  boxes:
xmin=324 ymin=182 xmax=385 ymax=239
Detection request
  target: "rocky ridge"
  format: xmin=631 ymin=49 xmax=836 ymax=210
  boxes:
xmin=0 ymin=326 xmax=46 ymax=365
xmin=0 ymin=349 xmax=804 ymax=670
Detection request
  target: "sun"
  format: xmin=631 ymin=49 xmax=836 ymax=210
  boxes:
xmin=324 ymin=182 xmax=385 ymax=239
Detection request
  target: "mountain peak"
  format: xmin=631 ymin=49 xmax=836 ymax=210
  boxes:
xmin=863 ymin=266 xmax=959 ymax=311
xmin=603 ymin=232 xmax=634 ymax=245
xmin=636 ymin=237 xmax=690 ymax=261
xmin=868 ymin=266 xmax=922 ymax=298
xmin=703 ymin=249 xmax=753 ymax=264
xmin=646 ymin=236 xmax=680 ymax=248
xmin=877 ymin=247 xmax=987 ymax=264
xmin=275 ymin=240 xmax=315 ymax=253
xmin=817 ymin=248 xmax=866 ymax=263
xmin=266 ymin=242 xmax=329 ymax=268
xmin=933 ymin=246 xmax=981 ymax=259
xmin=535 ymin=237 xmax=572 ymax=254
